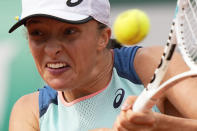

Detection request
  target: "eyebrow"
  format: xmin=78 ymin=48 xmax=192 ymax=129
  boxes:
xmin=26 ymin=19 xmax=43 ymax=26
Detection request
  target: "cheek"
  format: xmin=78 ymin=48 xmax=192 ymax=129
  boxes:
xmin=67 ymin=40 xmax=96 ymax=71
xmin=76 ymin=44 xmax=97 ymax=72
xmin=29 ymin=42 xmax=44 ymax=75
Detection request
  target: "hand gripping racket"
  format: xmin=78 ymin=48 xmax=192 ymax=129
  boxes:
xmin=133 ymin=0 xmax=197 ymax=112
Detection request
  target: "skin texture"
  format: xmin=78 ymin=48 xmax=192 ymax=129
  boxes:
xmin=9 ymin=17 xmax=197 ymax=131
xmin=26 ymin=17 xmax=112 ymax=102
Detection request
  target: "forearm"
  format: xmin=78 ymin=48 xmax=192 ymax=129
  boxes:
xmin=166 ymin=76 xmax=197 ymax=119
xmin=155 ymin=113 xmax=197 ymax=131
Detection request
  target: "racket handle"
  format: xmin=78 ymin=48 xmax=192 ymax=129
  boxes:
xmin=133 ymin=89 xmax=157 ymax=112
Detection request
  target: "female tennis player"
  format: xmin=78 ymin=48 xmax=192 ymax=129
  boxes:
xmin=9 ymin=0 xmax=197 ymax=130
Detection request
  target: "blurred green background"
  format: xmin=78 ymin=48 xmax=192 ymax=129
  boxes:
xmin=0 ymin=0 xmax=44 ymax=131
xmin=0 ymin=0 xmax=176 ymax=130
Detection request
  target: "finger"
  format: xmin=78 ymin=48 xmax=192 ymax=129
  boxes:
xmin=113 ymin=112 xmax=131 ymax=131
xmin=115 ymin=111 xmax=154 ymax=130
xmin=121 ymin=96 xmax=137 ymax=111
xmin=126 ymin=109 xmax=155 ymax=125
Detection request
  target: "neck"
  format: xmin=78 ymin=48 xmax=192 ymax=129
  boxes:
xmin=62 ymin=49 xmax=113 ymax=103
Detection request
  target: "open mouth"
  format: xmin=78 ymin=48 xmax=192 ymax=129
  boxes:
xmin=46 ymin=62 xmax=71 ymax=75
xmin=46 ymin=62 xmax=70 ymax=69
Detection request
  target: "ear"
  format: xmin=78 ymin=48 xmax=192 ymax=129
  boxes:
xmin=97 ymin=27 xmax=111 ymax=51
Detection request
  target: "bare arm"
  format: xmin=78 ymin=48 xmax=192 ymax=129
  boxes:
xmin=165 ymin=75 xmax=197 ymax=119
xmin=135 ymin=45 xmax=197 ymax=119
xmin=9 ymin=92 xmax=39 ymax=131
xmin=155 ymin=112 xmax=197 ymax=131
xmin=134 ymin=46 xmax=189 ymax=88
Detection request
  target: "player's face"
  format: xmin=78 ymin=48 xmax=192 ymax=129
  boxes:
xmin=26 ymin=17 xmax=105 ymax=91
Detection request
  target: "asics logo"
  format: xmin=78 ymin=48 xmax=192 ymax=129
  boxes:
xmin=113 ymin=88 xmax=125 ymax=109
xmin=66 ymin=0 xmax=83 ymax=7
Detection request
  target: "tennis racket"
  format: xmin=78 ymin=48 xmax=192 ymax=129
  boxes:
xmin=133 ymin=0 xmax=197 ymax=112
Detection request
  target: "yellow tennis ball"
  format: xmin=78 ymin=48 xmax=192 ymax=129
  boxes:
xmin=113 ymin=9 xmax=150 ymax=45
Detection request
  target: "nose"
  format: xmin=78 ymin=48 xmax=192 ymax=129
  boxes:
xmin=44 ymin=40 xmax=63 ymax=59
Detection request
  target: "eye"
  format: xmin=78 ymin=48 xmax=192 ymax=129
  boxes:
xmin=64 ymin=28 xmax=78 ymax=36
xmin=27 ymin=29 xmax=48 ymax=43
xmin=29 ymin=29 xmax=44 ymax=36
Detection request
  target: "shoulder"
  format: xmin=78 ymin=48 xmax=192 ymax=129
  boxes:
xmin=134 ymin=46 xmax=164 ymax=66
xmin=112 ymin=46 xmax=168 ymax=85
xmin=134 ymin=46 xmax=164 ymax=86
xmin=9 ymin=92 xmax=39 ymax=131
xmin=38 ymin=85 xmax=58 ymax=117
xmin=134 ymin=45 xmax=188 ymax=87
xmin=113 ymin=46 xmax=142 ymax=84
xmin=134 ymin=45 xmax=192 ymax=113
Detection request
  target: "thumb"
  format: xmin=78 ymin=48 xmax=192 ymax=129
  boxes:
xmin=121 ymin=96 xmax=137 ymax=111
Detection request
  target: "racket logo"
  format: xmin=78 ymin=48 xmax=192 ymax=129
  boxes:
xmin=113 ymin=88 xmax=125 ymax=109
xmin=66 ymin=0 xmax=83 ymax=7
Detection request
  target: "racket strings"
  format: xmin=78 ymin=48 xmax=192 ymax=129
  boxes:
xmin=178 ymin=0 xmax=197 ymax=66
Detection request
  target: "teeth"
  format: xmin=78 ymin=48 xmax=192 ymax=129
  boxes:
xmin=47 ymin=63 xmax=67 ymax=69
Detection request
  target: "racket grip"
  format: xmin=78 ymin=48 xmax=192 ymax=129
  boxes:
xmin=133 ymin=89 xmax=157 ymax=112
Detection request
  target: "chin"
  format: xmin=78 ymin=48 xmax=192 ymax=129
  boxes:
xmin=46 ymin=79 xmax=72 ymax=91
